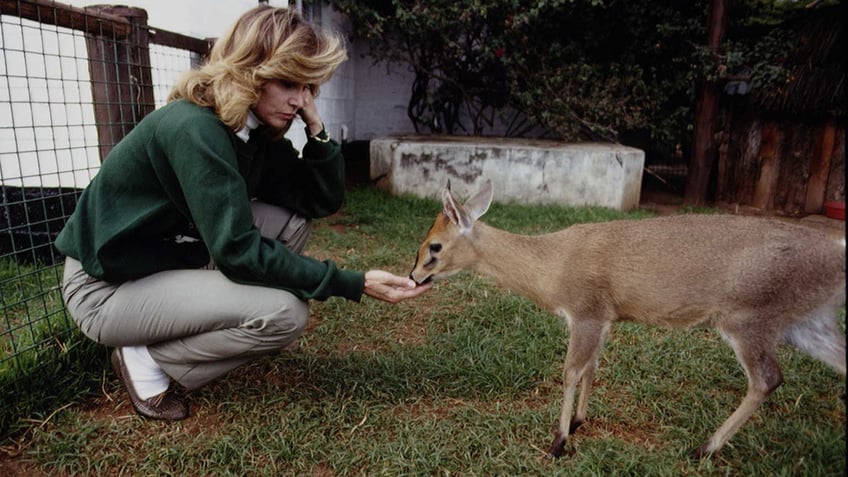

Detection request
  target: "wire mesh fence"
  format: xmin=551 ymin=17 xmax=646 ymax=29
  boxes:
xmin=0 ymin=0 xmax=209 ymax=437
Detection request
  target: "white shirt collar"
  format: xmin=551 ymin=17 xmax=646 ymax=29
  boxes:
xmin=234 ymin=110 xmax=263 ymax=143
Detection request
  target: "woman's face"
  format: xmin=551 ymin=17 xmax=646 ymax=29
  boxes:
xmin=253 ymin=80 xmax=311 ymax=130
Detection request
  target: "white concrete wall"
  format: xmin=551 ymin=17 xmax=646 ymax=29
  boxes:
xmin=348 ymin=38 xmax=545 ymax=140
xmin=352 ymin=40 xmax=417 ymax=141
xmin=0 ymin=17 xmax=101 ymax=188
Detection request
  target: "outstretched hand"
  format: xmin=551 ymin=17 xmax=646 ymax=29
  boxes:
xmin=364 ymin=270 xmax=432 ymax=304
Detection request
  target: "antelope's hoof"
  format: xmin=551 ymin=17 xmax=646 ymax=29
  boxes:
xmin=568 ymin=418 xmax=584 ymax=435
xmin=547 ymin=433 xmax=569 ymax=458
xmin=689 ymin=443 xmax=715 ymax=460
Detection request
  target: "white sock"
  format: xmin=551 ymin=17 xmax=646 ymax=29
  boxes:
xmin=120 ymin=345 xmax=170 ymax=400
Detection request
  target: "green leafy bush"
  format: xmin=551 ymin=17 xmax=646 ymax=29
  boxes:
xmin=334 ymin=0 xmax=837 ymax=158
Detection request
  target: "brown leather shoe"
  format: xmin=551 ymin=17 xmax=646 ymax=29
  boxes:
xmin=111 ymin=348 xmax=189 ymax=421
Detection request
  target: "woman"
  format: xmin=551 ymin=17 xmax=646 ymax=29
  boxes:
xmin=55 ymin=5 xmax=430 ymax=421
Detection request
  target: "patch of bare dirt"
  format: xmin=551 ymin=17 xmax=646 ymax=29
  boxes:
xmin=640 ymin=185 xmax=845 ymax=239
xmin=579 ymin=418 xmax=666 ymax=451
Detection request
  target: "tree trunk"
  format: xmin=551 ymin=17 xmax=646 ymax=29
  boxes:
xmin=684 ymin=0 xmax=728 ymax=205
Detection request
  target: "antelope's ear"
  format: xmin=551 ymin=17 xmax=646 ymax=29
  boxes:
xmin=441 ymin=180 xmax=456 ymax=222
xmin=441 ymin=187 xmax=461 ymax=225
xmin=464 ymin=180 xmax=493 ymax=221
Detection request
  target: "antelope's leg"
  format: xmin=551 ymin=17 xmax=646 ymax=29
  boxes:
xmin=692 ymin=328 xmax=783 ymax=459
xmin=549 ymin=319 xmax=610 ymax=458
xmin=569 ymin=355 xmax=597 ymax=434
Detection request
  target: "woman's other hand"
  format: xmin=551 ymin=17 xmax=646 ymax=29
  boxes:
xmin=298 ymin=87 xmax=324 ymax=136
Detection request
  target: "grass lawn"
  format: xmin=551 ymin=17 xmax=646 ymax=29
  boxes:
xmin=0 ymin=186 xmax=844 ymax=476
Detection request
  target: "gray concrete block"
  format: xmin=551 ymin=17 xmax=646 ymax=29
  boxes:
xmin=370 ymin=136 xmax=644 ymax=211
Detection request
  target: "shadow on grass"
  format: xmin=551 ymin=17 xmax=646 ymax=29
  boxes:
xmin=0 ymin=331 xmax=106 ymax=440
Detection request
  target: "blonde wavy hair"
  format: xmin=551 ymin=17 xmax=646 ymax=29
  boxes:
xmin=168 ymin=5 xmax=347 ymax=131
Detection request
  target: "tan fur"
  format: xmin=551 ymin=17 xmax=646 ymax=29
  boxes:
xmin=409 ymin=181 xmax=846 ymax=458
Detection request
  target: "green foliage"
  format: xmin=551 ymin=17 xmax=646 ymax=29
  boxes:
xmin=333 ymin=0 xmax=834 ymax=157
xmin=720 ymin=2 xmax=813 ymax=102
xmin=504 ymin=1 xmax=707 ymax=147
xmin=334 ymin=0 xmax=708 ymax=152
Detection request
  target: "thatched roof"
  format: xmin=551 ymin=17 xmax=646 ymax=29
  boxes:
xmin=755 ymin=5 xmax=845 ymax=117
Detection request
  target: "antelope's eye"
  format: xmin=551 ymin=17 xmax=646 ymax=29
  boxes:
xmin=429 ymin=243 xmax=442 ymax=254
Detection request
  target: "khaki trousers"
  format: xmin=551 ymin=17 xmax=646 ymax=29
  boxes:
xmin=61 ymin=201 xmax=311 ymax=390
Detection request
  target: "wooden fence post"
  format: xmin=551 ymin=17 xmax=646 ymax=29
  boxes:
xmin=804 ymin=120 xmax=837 ymax=213
xmin=85 ymin=5 xmax=155 ymax=162
xmin=751 ymin=121 xmax=782 ymax=210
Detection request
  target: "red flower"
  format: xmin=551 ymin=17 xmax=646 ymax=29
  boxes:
xmin=494 ymin=47 xmax=505 ymax=58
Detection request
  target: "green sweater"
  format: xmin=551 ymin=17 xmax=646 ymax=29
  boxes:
xmin=55 ymin=100 xmax=364 ymax=302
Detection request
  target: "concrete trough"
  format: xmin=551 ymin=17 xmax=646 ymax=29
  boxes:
xmin=370 ymin=135 xmax=645 ymax=211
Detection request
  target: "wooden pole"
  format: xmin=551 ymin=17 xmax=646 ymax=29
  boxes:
xmin=752 ymin=121 xmax=781 ymax=210
xmin=804 ymin=121 xmax=836 ymax=213
xmin=85 ymin=5 xmax=155 ymax=162
xmin=0 ymin=0 xmax=131 ymax=36
xmin=684 ymin=0 xmax=728 ymax=206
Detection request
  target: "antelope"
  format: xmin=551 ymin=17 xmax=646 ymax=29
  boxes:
xmin=409 ymin=181 xmax=846 ymax=458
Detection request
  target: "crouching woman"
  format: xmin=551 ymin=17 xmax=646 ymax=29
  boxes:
xmin=55 ymin=5 xmax=430 ymax=420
